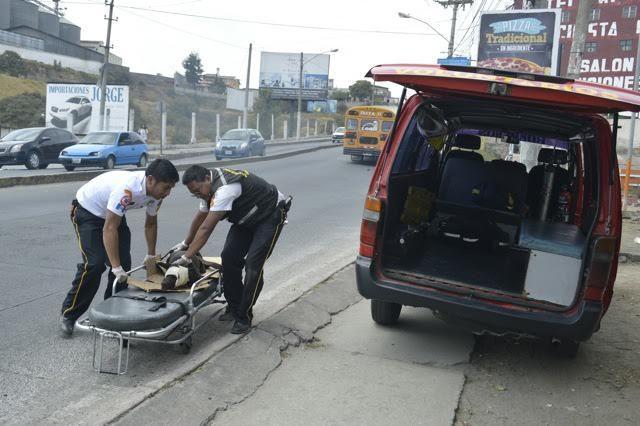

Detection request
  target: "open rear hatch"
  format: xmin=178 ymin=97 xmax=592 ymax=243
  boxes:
xmin=366 ymin=64 xmax=640 ymax=114
xmin=371 ymin=65 xmax=640 ymax=310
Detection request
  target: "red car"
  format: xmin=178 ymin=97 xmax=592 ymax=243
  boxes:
xmin=356 ymin=64 xmax=640 ymax=356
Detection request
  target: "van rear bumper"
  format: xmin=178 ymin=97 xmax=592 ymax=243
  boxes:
xmin=356 ymin=256 xmax=602 ymax=341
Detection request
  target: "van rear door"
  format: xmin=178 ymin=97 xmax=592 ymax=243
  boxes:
xmin=366 ymin=65 xmax=640 ymax=113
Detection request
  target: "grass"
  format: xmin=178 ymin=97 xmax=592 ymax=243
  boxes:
xmin=0 ymin=74 xmax=45 ymax=100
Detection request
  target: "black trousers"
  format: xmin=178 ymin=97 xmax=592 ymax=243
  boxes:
xmin=61 ymin=202 xmax=131 ymax=321
xmin=221 ymin=205 xmax=286 ymax=323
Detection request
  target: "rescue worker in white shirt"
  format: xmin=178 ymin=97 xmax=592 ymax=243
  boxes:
xmin=173 ymin=165 xmax=290 ymax=334
xmin=59 ymin=159 xmax=179 ymax=337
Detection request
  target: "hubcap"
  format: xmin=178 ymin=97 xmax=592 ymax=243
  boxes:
xmin=29 ymin=153 xmax=39 ymax=168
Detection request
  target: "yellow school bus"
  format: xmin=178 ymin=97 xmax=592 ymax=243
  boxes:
xmin=343 ymin=105 xmax=396 ymax=162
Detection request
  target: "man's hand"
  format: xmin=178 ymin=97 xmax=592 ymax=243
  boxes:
xmin=170 ymin=240 xmax=189 ymax=253
xmin=171 ymin=254 xmax=192 ymax=267
xmin=112 ymin=266 xmax=128 ymax=284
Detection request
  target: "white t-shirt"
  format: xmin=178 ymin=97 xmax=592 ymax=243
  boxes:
xmin=199 ymin=183 xmax=285 ymax=213
xmin=76 ymin=170 xmax=162 ymax=218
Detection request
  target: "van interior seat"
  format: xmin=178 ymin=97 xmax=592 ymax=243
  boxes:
xmin=445 ymin=134 xmax=483 ymax=162
xmin=434 ymin=155 xmax=528 ymax=244
xmin=527 ymin=148 xmax=570 ymax=220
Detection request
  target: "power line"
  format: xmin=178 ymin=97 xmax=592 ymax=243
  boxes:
xmin=116 ymin=5 xmax=441 ymax=37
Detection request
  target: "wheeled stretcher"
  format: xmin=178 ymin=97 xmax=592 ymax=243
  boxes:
xmin=76 ymin=252 xmax=225 ymax=375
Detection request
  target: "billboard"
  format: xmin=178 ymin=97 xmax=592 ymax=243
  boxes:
xmin=46 ymin=83 xmax=130 ymax=135
xmin=477 ymin=10 xmax=561 ymax=75
xmin=259 ymin=51 xmax=329 ymax=100
xmin=306 ymin=100 xmax=337 ymax=113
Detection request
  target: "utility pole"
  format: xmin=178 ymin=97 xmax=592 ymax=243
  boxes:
xmin=624 ymin=34 xmax=640 ymax=210
xmin=434 ymin=0 xmax=473 ymax=58
xmin=566 ymin=0 xmax=595 ymax=78
xmin=99 ymin=0 xmax=115 ymax=131
xmin=243 ymin=43 xmax=252 ymax=129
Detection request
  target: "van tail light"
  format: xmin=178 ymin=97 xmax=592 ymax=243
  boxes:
xmin=360 ymin=196 xmax=381 ymax=258
xmin=583 ymin=237 xmax=617 ymax=301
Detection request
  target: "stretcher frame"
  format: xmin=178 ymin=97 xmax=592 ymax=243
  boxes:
xmin=76 ymin=254 xmax=225 ymax=375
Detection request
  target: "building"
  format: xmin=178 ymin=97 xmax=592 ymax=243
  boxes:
xmin=514 ymin=0 xmax=640 ymax=89
xmin=0 ymin=0 xmax=120 ymax=74
xmin=80 ymin=40 xmax=123 ymax=66
xmin=372 ymin=85 xmax=393 ymax=104
xmin=174 ymin=70 xmax=241 ymax=94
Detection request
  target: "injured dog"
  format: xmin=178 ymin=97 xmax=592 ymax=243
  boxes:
xmin=157 ymin=251 xmax=207 ymax=290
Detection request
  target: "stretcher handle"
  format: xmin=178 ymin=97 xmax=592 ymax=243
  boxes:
xmin=110 ymin=249 xmax=174 ymax=295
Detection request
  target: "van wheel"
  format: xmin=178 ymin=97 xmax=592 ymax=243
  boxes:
xmin=371 ymin=300 xmax=402 ymax=325
xmin=554 ymin=339 xmax=580 ymax=358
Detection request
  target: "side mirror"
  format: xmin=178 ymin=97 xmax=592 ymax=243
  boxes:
xmin=39 ymin=137 xmax=51 ymax=143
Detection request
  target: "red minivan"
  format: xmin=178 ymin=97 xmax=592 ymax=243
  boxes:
xmin=356 ymin=64 xmax=640 ymax=355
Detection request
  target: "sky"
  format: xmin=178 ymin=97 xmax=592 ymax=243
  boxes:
xmin=55 ymin=0 xmax=512 ymax=96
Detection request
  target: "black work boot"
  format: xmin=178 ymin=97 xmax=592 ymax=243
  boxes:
xmin=218 ymin=305 xmax=237 ymax=322
xmin=230 ymin=319 xmax=251 ymax=334
xmin=59 ymin=316 xmax=75 ymax=338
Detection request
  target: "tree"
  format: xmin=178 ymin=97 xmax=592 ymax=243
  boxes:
xmin=0 ymin=93 xmax=45 ymax=128
xmin=330 ymin=89 xmax=349 ymax=102
xmin=208 ymin=76 xmax=227 ymax=94
xmin=349 ymin=80 xmax=372 ymax=102
xmin=182 ymin=52 xmax=204 ymax=88
xmin=0 ymin=51 xmax=26 ymax=77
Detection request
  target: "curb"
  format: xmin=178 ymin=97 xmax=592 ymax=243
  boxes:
xmin=619 ymin=252 xmax=640 ymax=263
xmin=0 ymin=143 xmax=339 ymax=189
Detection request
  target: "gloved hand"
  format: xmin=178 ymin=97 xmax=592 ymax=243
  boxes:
xmin=171 ymin=254 xmax=192 ymax=267
xmin=169 ymin=240 xmax=188 ymax=253
xmin=112 ymin=266 xmax=128 ymax=284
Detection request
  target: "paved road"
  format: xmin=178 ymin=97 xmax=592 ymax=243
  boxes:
xmin=0 ymin=141 xmax=333 ymax=179
xmin=0 ymin=148 xmax=373 ymax=424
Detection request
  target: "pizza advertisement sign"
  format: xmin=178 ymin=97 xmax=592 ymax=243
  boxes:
xmin=477 ymin=9 xmax=561 ymax=76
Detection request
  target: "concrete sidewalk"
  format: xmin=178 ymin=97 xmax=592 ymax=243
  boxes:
xmin=112 ymin=267 xmax=473 ymax=426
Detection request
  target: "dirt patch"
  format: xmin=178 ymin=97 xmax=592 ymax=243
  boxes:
xmin=455 ymin=263 xmax=640 ymax=426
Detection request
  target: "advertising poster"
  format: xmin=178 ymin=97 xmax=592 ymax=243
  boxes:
xmin=477 ymin=10 xmax=561 ymax=75
xmin=259 ymin=52 xmax=330 ymax=100
xmin=46 ymin=83 xmax=130 ymax=135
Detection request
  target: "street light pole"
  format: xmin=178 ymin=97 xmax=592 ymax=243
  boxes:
xmin=297 ymin=51 xmax=303 ymax=140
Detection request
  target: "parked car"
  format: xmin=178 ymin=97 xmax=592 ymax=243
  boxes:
xmin=59 ymin=131 xmax=147 ymax=171
xmin=332 ymin=126 xmax=345 ymax=144
xmin=50 ymin=96 xmax=93 ymax=127
xmin=215 ymin=129 xmax=265 ymax=160
xmin=0 ymin=127 xmax=78 ymax=169
xmin=356 ymin=64 xmax=640 ymax=356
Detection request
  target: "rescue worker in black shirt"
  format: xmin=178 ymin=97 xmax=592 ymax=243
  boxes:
xmin=60 ymin=159 xmax=180 ymax=337
xmin=173 ymin=165 xmax=290 ymax=334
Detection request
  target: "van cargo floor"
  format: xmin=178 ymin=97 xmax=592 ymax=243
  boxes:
xmin=384 ymin=237 xmax=529 ymax=294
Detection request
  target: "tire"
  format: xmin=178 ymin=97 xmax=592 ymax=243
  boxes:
xmin=64 ymin=165 xmax=75 ymax=171
xmin=25 ymin=150 xmax=42 ymax=170
xmin=371 ymin=300 xmax=402 ymax=325
xmin=103 ymin=155 xmax=115 ymax=170
xmin=179 ymin=336 xmax=193 ymax=354
xmin=554 ymin=339 xmax=580 ymax=359
xmin=38 ymin=163 xmax=49 ymax=169
xmin=137 ymin=154 xmax=147 ymax=168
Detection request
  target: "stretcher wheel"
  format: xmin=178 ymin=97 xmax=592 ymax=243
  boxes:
xmin=179 ymin=336 xmax=193 ymax=354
